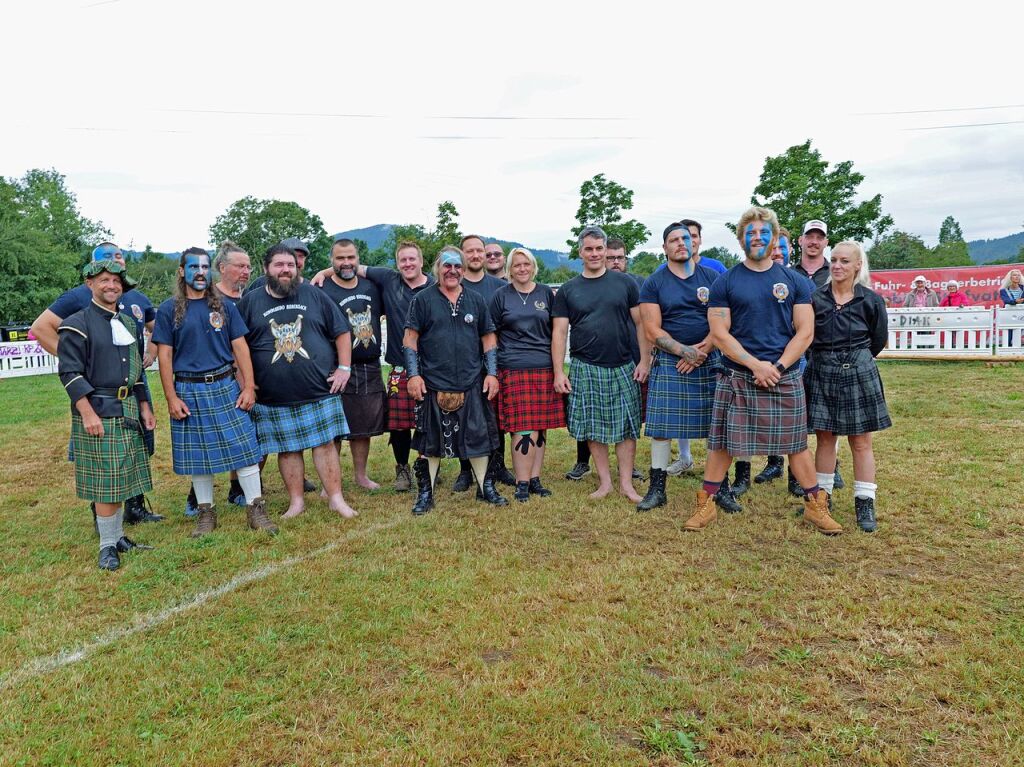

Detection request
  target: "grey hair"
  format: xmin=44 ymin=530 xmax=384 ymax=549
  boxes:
xmin=578 ymin=226 xmax=607 ymax=250
xmin=214 ymin=241 xmax=248 ymax=273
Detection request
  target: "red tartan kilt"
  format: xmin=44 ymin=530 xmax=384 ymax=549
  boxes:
xmin=386 ymin=369 xmax=417 ymax=431
xmin=497 ymin=368 xmax=566 ymax=433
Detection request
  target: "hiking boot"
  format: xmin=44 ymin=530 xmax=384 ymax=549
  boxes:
xmin=514 ymin=481 xmax=530 ymax=503
xmin=666 ymin=457 xmax=694 ymax=477
xmin=715 ymin=475 xmax=743 ymax=514
xmin=411 ymin=458 xmax=434 ymax=515
xmin=528 ymin=477 xmax=553 ymax=497
xmin=124 ymin=494 xmax=164 ymax=524
xmin=636 ymin=468 xmax=667 ymax=512
xmin=98 ymin=545 xmax=120 ymax=571
xmin=393 ymin=463 xmax=412 ymax=492
xmin=684 ymin=490 xmax=717 ymax=532
xmin=732 ymin=460 xmax=752 ymax=497
xmin=787 ymin=468 xmax=803 ymax=498
xmin=190 ymin=504 xmax=217 ymax=538
xmin=754 ymin=455 xmax=784 ymax=484
xmin=565 ymin=462 xmax=590 ymax=481
xmin=833 ymin=460 xmax=845 ymax=490
xmin=452 ymin=469 xmax=475 ymax=493
xmin=246 ymin=496 xmax=278 ymax=535
xmin=803 ymin=492 xmax=843 ymax=535
xmin=855 ymin=497 xmax=877 ymax=532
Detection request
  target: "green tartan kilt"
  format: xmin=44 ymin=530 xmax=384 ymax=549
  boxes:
xmin=70 ymin=399 xmax=153 ymax=503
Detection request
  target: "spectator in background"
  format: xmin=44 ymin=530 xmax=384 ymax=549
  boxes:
xmin=1000 ymin=269 xmax=1024 ymax=346
xmin=902 ymin=276 xmax=939 ymax=307
xmin=940 ymin=280 xmax=970 ymax=307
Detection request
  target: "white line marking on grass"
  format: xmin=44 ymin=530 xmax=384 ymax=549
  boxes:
xmin=0 ymin=517 xmax=404 ymax=692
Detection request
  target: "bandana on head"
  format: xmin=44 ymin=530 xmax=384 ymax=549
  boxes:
xmin=662 ymin=223 xmax=687 ymax=243
xmin=82 ymin=259 xmax=137 ymax=288
xmin=439 ymin=251 xmax=463 ymax=267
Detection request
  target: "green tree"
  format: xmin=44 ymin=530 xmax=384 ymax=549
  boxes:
xmin=208 ymin=196 xmax=330 ymax=275
xmin=430 ymin=201 xmax=461 ymax=255
xmin=700 ymin=245 xmax=740 ymax=269
xmin=567 ymin=173 xmax=651 ymax=258
xmin=372 ymin=223 xmax=430 ymax=266
xmin=545 ymin=266 xmax=578 ymax=285
xmin=129 ymin=257 xmax=179 ymax=307
xmin=742 ymin=140 xmax=893 ymax=254
xmin=629 ymin=251 xmax=664 ymax=277
xmin=867 ymin=230 xmax=931 ymax=269
xmin=938 ymin=215 xmax=965 ymax=244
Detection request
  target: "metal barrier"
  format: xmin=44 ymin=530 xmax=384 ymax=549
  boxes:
xmin=882 ymin=307 xmax=995 ymax=357
xmin=995 ymin=306 xmax=1024 ymax=356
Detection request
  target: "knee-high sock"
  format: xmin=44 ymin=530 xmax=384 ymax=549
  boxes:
xmin=97 ymin=511 xmax=120 ymax=550
xmin=192 ymin=474 xmax=215 ymax=505
xmin=390 ymin=430 xmax=411 ymax=465
xmin=576 ymin=440 xmax=591 ymax=464
xmin=237 ymin=464 xmax=261 ymax=502
xmin=469 ymin=455 xmax=489 ymax=492
xmin=426 ymin=457 xmax=441 ymax=490
xmin=854 ymin=481 xmax=877 ymax=500
xmin=650 ymin=439 xmax=671 ymax=470
xmin=677 ymin=439 xmax=692 ymax=464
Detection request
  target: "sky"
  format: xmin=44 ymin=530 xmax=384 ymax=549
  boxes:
xmin=4 ymin=0 xmax=1022 ymax=258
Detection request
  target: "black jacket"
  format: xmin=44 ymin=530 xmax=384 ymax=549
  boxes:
xmin=810 ymin=283 xmax=888 ymax=357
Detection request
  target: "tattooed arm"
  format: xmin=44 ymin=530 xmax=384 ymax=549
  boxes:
xmin=708 ymin=307 xmax=779 ymax=387
xmin=639 ymin=302 xmax=705 ymax=370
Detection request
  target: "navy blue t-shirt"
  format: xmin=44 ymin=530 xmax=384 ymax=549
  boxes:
xmin=50 ymin=284 xmax=155 ymax=336
xmin=639 ymin=264 xmax=719 ymax=346
xmin=708 ymin=262 xmax=811 ymax=371
xmin=152 ymin=297 xmax=247 ymax=374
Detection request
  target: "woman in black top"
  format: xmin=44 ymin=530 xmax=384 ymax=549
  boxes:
xmin=805 ymin=242 xmax=891 ymax=532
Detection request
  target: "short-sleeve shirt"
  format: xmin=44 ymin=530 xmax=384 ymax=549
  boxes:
xmin=318 ymin=276 xmax=383 ymax=366
xmin=697 ymin=256 xmax=727 ymax=274
xmin=639 ymin=264 xmax=720 ymax=346
xmin=405 ymin=285 xmax=494 ymax=392
xmin=237 ymin=282 xmax=350 ymax=405
xmin=364 ymin=267 xmax=435 ymax=367
xmin=152 ymin=297 xmax=248 ymax=374
xmin=213 ymin=283 xmax=243 ymax=308
xmin=462 ymin=273 xmax=507 ymax=305
xmin=708 ymin=261 xmax=811 ymax=371
xmin=551 ymin=270 xmax=640 ymax=368
xmin=488 ymin=283 xmax=556 ymax=370
xmin=49 ymin=284 xmax=155 ymax=336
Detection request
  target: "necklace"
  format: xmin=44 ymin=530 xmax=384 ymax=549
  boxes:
xmin=514 ymin=283 xmax=535 ymax=305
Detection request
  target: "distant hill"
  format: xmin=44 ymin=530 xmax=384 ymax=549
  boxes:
xmin=968 ymin=231 xmax=1024 ymax=264
xmin=331 ymin=224 xmax=397 ymax=251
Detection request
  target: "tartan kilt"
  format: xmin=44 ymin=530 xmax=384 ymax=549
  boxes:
xmin=341 ymin=363 xmax=386 ymax=439
xmin=805 ymin=349 xmax=892 ymax=435
xmin=638 ymin=379 xmax=649 ymax=424
xmin=386 ymin=368 xmax=416 ymax=431
xmin=252 ymin=395 xmax=349 ymax=454
xmin=70 ymin=397 xmax=152 ymax=503
xmin=170 ymin=376 xmax=262 ymax=475
xmin=708 ymin=367 xmax=808 ymax=456
xmin=566 ymin=359 xmax=641 ymax=444
xmin=644 ymin=350 xmax=721 ymax=439
xmin=497 ymin=367 xmax=566 ymax=433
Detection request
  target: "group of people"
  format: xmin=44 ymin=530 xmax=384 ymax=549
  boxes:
xmin=38 ymin=207 xmax=895 ymax=571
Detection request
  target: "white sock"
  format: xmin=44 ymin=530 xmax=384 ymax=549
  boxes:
xmin=191 ymin=474 xmax=215 ymax=505
xmin=97 ymin=512 xmax=120 ymax=550
xmin=469 ymin=455 xmax=490 ymax=492
xmin=426 ymin=457 xmax=441 ymax=490
xmin=854 ymin=481 xmax=877 ymax=500
xmin=816 ymin=472 xmax=835 ymax=495
xmin=237 ymin=464 xmax=261 ymax=502
xmin=650 ymin=439 xmax=671 ymax=470
xmin=677 ymin=439 xmax=692 ymax=464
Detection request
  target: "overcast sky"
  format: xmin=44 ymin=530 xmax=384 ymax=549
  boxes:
xmin=5 ymin=0 xmax=1022 ymax=257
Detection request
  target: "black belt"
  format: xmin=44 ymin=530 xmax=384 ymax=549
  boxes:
xmin=174 ymin=366 xmax=234 ymax=384
xmin=92 ymin=386 xmax=133 ymax=400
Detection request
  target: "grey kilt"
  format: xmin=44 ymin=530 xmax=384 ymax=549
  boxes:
xmin=805 ymin=349 xmax=892 ymax=435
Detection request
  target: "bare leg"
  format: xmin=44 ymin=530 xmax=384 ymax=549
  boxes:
xmin=277 ymin=452 xmax=306 ymax=518
xmin=848 ymin=433 xmax=876 ymax=482
xmin=814 ymin=431 xmax=839 ymax=474
xmin=510 ymin=432 xmax=537 ymax=482
xmin=95 ymin=501 xmax=119 ymax=518
xmin=703 ymin=449 xmax=733 ymax=483
xmin=349 ymin=438 xmax=379 ymax=489
xmin=615 ymin=439 xmax=641 ymax=502
xmin=787 ymin=449 xmax=817 ymax=489
xmin=312 ymin=441 xmax=357 ymax=518
xmin=530 ymin=443 xmax=546 ymax=479
xmin=588 ymin=441 xmax=613 ymax=499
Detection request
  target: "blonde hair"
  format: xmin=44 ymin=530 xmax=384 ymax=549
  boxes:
xmin=506 ymin=247 xmax=538 ymax=281
xmin=735 ymin=207 xmax=779 ymax=255
xmin=1001 ymin=269 xmax=1023 ymax=290
xmin=431 ymin=245 xmax=465 ymax=281
xmin=828 ymin=241 xmax=871 ymax=287
xmin=214 ymin=241 xmax=248 ymax=273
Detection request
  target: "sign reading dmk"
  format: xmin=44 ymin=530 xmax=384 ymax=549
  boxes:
xmin=897 ymin=314 xmax=932 ymax=327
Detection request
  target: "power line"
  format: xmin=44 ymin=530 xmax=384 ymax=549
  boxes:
xmin=856 ymin=103 xmax=1024 ymax=116
xmin=904 ymin=120 xmax=1024 ymax=131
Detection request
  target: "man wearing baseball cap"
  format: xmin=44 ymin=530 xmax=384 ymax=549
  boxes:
xmin=795 ymin=220 xmax=831 ymax=289
xmin=902 ymin=275 xmax=939 ymax=307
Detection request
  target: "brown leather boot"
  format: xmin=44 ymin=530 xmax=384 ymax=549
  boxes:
xmin=246 ymin=496 xmax=278 ymax=535
xmin=684 ymin=490 xmax=718 ymax=532
xmin=803 ymin=492 xmax=843 ymax=535
xmin=190 ymin=504 xmax=217 ymax=538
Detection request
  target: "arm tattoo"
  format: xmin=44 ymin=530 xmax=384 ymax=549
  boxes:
xmin=655 ymin=335 xmax=699 ymax=363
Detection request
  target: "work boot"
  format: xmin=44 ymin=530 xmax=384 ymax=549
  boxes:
xmin=528 ymin=477 xmax=553 ymax=497
xmin=754 ymin=455 xmax=784 ymax=484
xmin=564 ymin=462 xmax=590 ymax=481
xmin=246 ymin=496 xmax=278 ymax=535
xmin=393 ymin=463 xmax=412 ymax=492
xmin=124 ymin=494 xmax=164 ymax=524
xmin=732 ymin=461 xmax=752 ymax=497
xmin=787 ymin=468 xmax=803 ymax=498
xmin=636 ymin=468 xmax=667 ymax=512
xmin=452 ymin=469 xmax=475 ymax=493
xmin=492 ymin=452 xmax=516 ymax=487
xmin=855 ymin=497 xmax=877 ymax=532
xmin=190 ymin=504 xmax=217 ymax=538
xmin=98 ymin=545 xmax=120 ymax=571
xmin=411 ymin=458 xmax=434 ymax=515
xmin=514 ymin=481 xmax=530 ymax=503
xmin=714 ymin=475 xmax=743 ymax=514
xmin=684 ymin=490 xmax=717 ymax=532
xmin=833 ymin=460 xmax=845 ymax=490
xmin=803 ymin=492 xmax=843 ymax=535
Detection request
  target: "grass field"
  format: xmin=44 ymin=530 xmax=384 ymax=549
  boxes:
xmin=1 ymin=362 xmax=1022 ymax=766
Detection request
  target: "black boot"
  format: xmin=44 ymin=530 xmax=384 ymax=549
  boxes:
xmin=754 ymin=455 xmax=784 ymax=484
xmin=98 ymin=545 xmax=120 ymax=571
xmin=833 ymin=460 xmax=845 ymax=490
xmin=787 ymin=467 xmax=803 ymax=497
xmin=732 ymin=461 xmax=751 ymax=497
xmin=452 ymin=467 xmax=475 ymax=492
xmin=528 ymin=477 xmax=552 ymax=497
xmin=475 ymin=457 xmax=509 ymax=506
xmin=514 ymin=481 xmax=530 ymax=503
xmin=411 ymin=458 xmax=435 ymax=515
xmin=714 ymin=475 xmax=743 ymax=514
xmin=492 ymin=451 xmax=516 ymax=487
xmin=636 ymin=468 xmax=667 ymax=512
xmin=855 ymin=496 xmax=877 ymax=532
xmin=123 ymin=494 xmax=164 ymax=524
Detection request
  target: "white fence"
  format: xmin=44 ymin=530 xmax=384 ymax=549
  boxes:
xmin=0 ymin=341 xmax=60 ymax=378
xmin=994 ymin=307 xmax=1024 ymax=356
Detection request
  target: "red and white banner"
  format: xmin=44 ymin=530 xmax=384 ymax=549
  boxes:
xmin=870 ymin=263 xmax=1023 ymax=308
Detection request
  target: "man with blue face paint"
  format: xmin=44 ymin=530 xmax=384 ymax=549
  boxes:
xmin=684 ymin=207 xmax=842 ymax=535
xmin=636 ymin=222 xmax=722 ymax=512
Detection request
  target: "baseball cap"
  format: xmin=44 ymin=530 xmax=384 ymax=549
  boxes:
xmin=913 ymin=275 xmax=927 ymax=283
xmin=802 ymin=220 xmax=828 ymax=236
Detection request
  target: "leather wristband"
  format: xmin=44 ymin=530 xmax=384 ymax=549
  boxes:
xmin=403 ymin=346 xmax=420 ymax=377
xmin=484 ymin=347 xmax=498 ymax=378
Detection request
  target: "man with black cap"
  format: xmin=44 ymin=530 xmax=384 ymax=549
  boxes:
xmin=57 ymin=259 xmax=156 ymax=570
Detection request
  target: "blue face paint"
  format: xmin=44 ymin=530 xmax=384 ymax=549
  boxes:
xmin=779 ymin=236 xmax=791 ymax=267
xmin=744 ymin=222 xmax=772 ymax=259
xmin=184 ymin=254 xmax=210 ymax=290
xmin=92 ymin=244 xmax=120 ymax=262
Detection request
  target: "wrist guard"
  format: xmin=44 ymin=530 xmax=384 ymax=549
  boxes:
xmin=403 ymin=346 xmax=420 ymax=377
xmin=484 ymin=347 xmax=498 ymax=378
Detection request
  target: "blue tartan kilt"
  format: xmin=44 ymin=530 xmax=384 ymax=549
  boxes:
xmin=644 ymin=350 xmax=721 ymax=439
xmin=170 ymin=377 xmax=263 ymax=475
xmin=252 ymin=395 xmax=349 ymax=455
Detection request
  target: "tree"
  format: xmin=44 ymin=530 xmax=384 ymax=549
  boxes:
xmin=867 ymin=230 xmax=931 ymax=270
xmin=938 ymin=215 xmax=965 ymax=245
xmin=371 ymin=223 xmax=430 ymax=266
xmin=629 ymin=251 xmax=664 ymax=277
xmin=567 ymin=173 xmax=651 ymax=258
xmin=700 ymin=245 xmax=741 ymax=269
xmin=546 ymin=266 xmax=578 ymax=285
xmin=208 ymin=196 xmax=330 ymax=274
xmin=430 ymin=201 xmax=461 ymax=252
xmin=743 ymin=140 xmax=893 ymax=254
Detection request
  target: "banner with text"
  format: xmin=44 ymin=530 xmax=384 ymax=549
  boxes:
xmin=870 ymin=263 xmax=1023 ymax=308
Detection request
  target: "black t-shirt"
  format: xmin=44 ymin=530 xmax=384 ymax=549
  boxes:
xmin=462 ymin=272 xmax=507 ymax=304
xmin=318 ymin=275 xmax=383 ymax=366
xmin=639 ymin=264 xmax=720 ymax=346
xmin=551 ymin=270 xmax=640 ymax=368
xmin=489 ymin=283 xmax=556 ymax=370
xmin=364 ymin=267 xmax=435 ymax=367
xmin=405 ymin=285 xmax=495 ymax=392
xmin=237 ymin=282 xmax=350 ymax=405
xmin=213 ymin=283 xmax=243 ymax=308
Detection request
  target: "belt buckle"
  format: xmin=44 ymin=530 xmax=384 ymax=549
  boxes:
xmin=204 ymin=372 xmax=216 ymax=384
xmin=116 ymin=385 xmax=129 ymax=400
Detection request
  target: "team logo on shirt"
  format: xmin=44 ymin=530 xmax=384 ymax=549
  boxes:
xmin=270 ymin=315 xmax=309 ymax=363
xmin=346 ymin=306 xmax=376 ymax=350
xmin=696 ymin=287 xmax=710 ymax=305
xmin=209 ymin=311 xmax=224 ymax=331
xmin=130 ymin=304 xmax=143 ymax=321
xmin=534 ymin=300 xmax=547 ymax=311
xmin=772 ymin=283 xmax=790 ymax=302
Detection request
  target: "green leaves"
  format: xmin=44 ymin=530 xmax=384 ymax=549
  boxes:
xmin=567 ymin=173 xmax=651 ymax=258
xmin=208 ymin=196 xmax=331 ymax=274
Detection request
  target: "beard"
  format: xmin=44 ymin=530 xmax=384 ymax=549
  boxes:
xmin=747 ymin=247 xmax=771 ymax=261
xmin=267 ymin=273 xmax=298 ymax=298
xmin=334 ymin=265 xmax=357 ymax=281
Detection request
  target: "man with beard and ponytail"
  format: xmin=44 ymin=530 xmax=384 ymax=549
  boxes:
xmin=153 ymin=248 xmax=276 ymax=537
xmin=684 ymin=207 xmax=842 ymax=535
xmin=404 ymin=247 xmax=506 ymax=514
xmin=238 ymin=244 xmax=359 ymax=520
xmin=317 ymin=238 xmax=387 ymax=490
